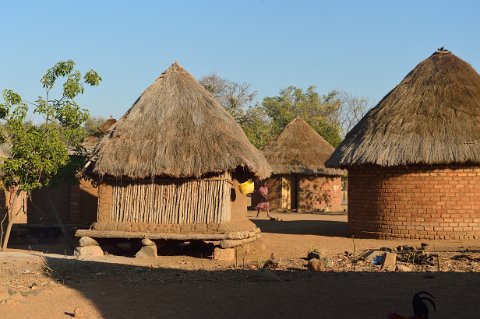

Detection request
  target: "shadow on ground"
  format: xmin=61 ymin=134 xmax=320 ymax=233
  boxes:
xmin=41 ymin=256 xmax=480 ymax=319
xmin=251 ymin=219 xmax=348 ymax=237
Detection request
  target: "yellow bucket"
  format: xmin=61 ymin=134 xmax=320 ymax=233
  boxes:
xmin=238 ymin=180 xmax=254 ymax=194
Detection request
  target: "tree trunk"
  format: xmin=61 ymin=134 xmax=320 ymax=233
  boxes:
xmin=1 ymin=190 xmax=19 ymax=251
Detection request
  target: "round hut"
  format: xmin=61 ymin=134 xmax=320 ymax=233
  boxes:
xmin=258 ymin=118 xmax=344 ymax=212
xmin=78 ymin=63 xmax=271 ymax=250
xmin=326 ymin=49 xmax=480 ymax=240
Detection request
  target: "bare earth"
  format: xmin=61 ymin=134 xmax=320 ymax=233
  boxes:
xmin=1 ymin=212 xmax=480 ymax=319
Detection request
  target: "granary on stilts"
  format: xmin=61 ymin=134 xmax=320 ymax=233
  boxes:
xmin=255 ymin=118 xmax=344 ymax=212
xmin=326 ymin=49 xmax=480 ymax=240
xmin=77 ymin=63 xmax=271 ymax=251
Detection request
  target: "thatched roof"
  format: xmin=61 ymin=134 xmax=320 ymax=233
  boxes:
xmin=263 ymin=118 xmax=344 ymax=176
xmin=88 ymin=63 xmax=271 ymax=179
xmin=81 ymin=118 xmax=117 ymax=154
xmin=327 ymin=49 xmax=480 ymax=168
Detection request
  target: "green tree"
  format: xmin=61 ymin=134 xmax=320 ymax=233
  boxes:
xmin=262 ymin=86 xmax=342 ymax=147
xmin=0 ymin=60 xmax=101 ymax=251
xmin=237 ymin=104 xmax=274 ymax=149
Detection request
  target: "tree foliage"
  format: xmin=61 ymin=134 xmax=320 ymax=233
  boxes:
xmin=0 ymin=60 xmax=101 ymax=192
xmin=262 ymin=86 xmax=343 ymax=147
xmin=199 ymin=73 xmax=256 ymax=121
xmin=200 ymin=74 xmax=370 ymax=149
xmin=200 ymin=73 xmax=274 ymax=148
xmin=337 ymin=91 xmax=371 ymax=137
xmin=0 ymin=60 xmax=101 ymax=250
xmin=83 ymin=115 xmax=108 ymax=137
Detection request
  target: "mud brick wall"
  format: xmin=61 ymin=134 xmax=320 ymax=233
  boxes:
xmin=97 ymin=182 xmax=113 ymax=223
xmin=69 ymin=179 xmax=99 ymax=226
xmin=265 ymin=177 xmax=282 ymax=210
xmin=348 ymin=166 xmax=480 ymax=240
xmin=4 ymin=190 xmax=28 ymax=224
xmin=251 ymin=177 xmax=282 ymax=210
xmin=230 ymin=180 xmax=247 ymax=222
xmin=298 ymin=176 xmax=342 ymax=212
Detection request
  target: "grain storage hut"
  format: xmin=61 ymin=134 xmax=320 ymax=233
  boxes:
xmin=258 ymin=118 xmax=344 ymax=212
xmin=78 ymin=63 xmax=271 ymax=246
xmin=326 ymin=49 xmax=480 ymax=240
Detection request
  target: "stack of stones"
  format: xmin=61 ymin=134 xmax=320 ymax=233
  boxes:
xmin=307 ymin=250 xmax=332 ymax=272
xmin=135 ymin=238 xmax=157 ymax=258
xmin=75 ymin=237 xmax=104 ymax=258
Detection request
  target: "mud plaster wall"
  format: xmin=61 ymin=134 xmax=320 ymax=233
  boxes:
xmin=252 ymin=175 xmax=342 ymax=212
xmin=2 ymin=190 xmax=28 ymax=224
xmin=70 ymin=179 xmax=99 ymax=226
xmin=230 ymin=180 xmax=248 ymax=222
xmin=28 ymin=185 xmax=70 ymax=224
xmin=348 ymin=166 xmax=480 ymax=240
xmin=297 ymin=176 xmax=342 ymax=212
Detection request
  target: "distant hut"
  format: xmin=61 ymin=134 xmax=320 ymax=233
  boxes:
xmin=28 ymin=119 xmax=117 ymax=227
xmin=326 ymin=49 xmax=480 ymax=240
xmin=78 ymin=63 xmax=271 ymax=248
xmin=257 ymin=118 xmax=344 ymax=212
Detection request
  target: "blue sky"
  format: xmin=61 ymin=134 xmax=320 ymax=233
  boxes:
xmin=1 ymin=0 xmax=479 ymax=119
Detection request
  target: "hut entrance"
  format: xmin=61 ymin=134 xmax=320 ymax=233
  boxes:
xmin=110 ymin=178 xmax=232 ymax=224
xmin=281 ymin=175 xmax=298 ymax=210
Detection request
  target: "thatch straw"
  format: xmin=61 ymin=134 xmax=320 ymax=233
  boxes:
xmin=327 ymin=50 xmax=480 ymax=168
xmin=82 ymin=119 xmax=117 ymax=154
xmin=88 ymin=63 xmax=271 ymax=179
xmin=263 ymin=118 xmax=344 ymax=176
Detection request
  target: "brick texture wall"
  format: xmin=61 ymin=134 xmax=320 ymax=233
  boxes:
xmin=298 ymin=176 xmax=342 ymax=212
xmin=348 ymin=166 xmax=480 ymax=239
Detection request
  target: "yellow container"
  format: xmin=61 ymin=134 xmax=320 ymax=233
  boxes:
xmin=238 ymin=180 xmax=254 ymax=194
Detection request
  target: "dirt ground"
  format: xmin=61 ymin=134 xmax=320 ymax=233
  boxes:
xmin=1 ymin=211 xmax=480 ymax=318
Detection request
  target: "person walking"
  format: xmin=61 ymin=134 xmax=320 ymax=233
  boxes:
xmin=255 ymin=182 xmax=270 ymax=218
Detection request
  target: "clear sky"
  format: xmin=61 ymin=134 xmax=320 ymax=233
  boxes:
xmin=1 ymin=0 xmax=479 ymax=119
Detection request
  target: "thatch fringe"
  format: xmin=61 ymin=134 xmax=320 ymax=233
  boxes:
xmin=87 ymin=63 xmax=271 ymax=179
xmin=263 ymin=118 xmax=344 ymax=176
xmin=327 ymin=50 xmax=480 ymax=168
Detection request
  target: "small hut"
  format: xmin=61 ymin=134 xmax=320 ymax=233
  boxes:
xmin=27 ymin=119 xmax=117 ymax=228
xmin=257 ymin=118 xmax=344 ymax=212
xmin=78 ymin=63 xmax=271 ymax=249
xmin=326 ymin=49 xmax=480 ymax=240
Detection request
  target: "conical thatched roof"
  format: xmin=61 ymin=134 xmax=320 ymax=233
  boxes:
xmin=88 ymin=63 xmax=271 ymax=179
xmin=263 ymin=118 xmax=343 ymax=176
xmin=327 ymin=49 xmax=480 ymax=168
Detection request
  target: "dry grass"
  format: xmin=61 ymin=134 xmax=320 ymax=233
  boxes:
xmin=87 ymin=63 xmax=271 ymax=180
xmin=263 ymin=118 xmax=343 ymax=176
xmin=327 ymin=49 xmax=480 ymax=168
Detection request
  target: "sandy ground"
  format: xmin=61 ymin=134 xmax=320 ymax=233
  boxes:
xmin=1 ymin=212 xmax=480 ymax=318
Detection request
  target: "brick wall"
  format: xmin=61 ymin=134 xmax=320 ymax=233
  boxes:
xmin=348 ymin=166 xmax=480 ymax=239
xmin=298 ymin=176 xmax=342 ymax=212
